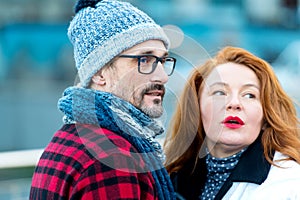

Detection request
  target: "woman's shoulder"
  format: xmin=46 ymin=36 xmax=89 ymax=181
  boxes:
xmin=248 ymin=152 xmax=300 ymax=199
xmin=273 ymin=151 xmax=300 ymax=168
xmin=267 ymin=151 xmax=300 ymax=181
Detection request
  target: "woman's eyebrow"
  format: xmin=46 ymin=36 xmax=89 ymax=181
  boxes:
xmin=209 ymin=82 xmax=260 ymax=90
xmin=209 ymin=82 xmax=228 ymax=88
xmin=242 ymin=83 xmax=260 ymax=90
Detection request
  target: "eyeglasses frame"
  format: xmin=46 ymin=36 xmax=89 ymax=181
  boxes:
xmin=119 ymin=54 xmax=176 ymax=76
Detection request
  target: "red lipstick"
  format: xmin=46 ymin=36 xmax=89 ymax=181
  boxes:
xmin=222 ymin=116 xmax=244 ymax=129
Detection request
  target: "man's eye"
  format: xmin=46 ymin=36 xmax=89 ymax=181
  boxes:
xmin=140 ymin=56 xmax=151 ymax=64
xmin=160 ymin=58 xmax=167 ymax=64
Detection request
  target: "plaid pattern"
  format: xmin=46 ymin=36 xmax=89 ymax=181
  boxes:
xmin=30 ymin=124 xmax=157 ymax=199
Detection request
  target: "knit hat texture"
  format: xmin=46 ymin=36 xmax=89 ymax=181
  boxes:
xmin=68 ymin=0 xmax=170 ymax=87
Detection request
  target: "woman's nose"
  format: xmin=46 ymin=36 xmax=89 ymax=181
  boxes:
xmin=226 ymin=96 xmax=242 ymax=111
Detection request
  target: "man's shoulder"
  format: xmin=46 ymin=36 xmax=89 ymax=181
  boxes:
xmin=65 ymin=123 xmax=148 ymax=173
xmin=58 ymin=123 xmax=140 ymax=160
xmin=57 ymin=123 xmax=135 ymax=150
xmin=31 ymin=124 xmax=155 ymax=199
xmin=43 ymin=123 xmax=146 ymax=171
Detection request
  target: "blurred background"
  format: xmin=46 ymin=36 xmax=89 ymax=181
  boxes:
xmin=0 ymin=0 xmax=299 ymax=199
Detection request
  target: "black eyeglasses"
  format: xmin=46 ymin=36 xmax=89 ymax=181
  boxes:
xmin=119 ymin=54 xmax=176 ymax=76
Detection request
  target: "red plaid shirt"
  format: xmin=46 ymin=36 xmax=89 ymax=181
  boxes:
xmin=30 ymin=124 xmax=157 ymax=199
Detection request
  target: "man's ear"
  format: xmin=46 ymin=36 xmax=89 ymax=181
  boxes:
xmin=91 ymin=74 xmax=106 ymax=86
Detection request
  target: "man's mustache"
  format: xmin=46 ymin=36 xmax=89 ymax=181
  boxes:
xmin=143 ymin=84 xmax=165 ymax=96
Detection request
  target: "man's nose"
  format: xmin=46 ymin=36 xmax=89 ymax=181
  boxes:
xmin=150 ymin=62 xmax=169 ymax=84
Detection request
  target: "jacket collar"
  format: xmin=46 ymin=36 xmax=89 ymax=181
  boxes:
xmin=215 ymin=135 xmax=273 ymax=199
xmin=171 ymin=135 xmax=273 ymax=200
xmin=230 ymin=135 xmax=272 ymax=184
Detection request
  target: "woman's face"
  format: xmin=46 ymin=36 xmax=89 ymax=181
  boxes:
xmin=200 ymin=62 xmax=264 ymax=158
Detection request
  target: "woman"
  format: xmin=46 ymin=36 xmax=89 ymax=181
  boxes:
xmin=164 ymin=46 xmax=300 ymax=200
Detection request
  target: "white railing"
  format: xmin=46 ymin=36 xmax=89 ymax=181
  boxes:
xmin=0 ymin=149 xmax=43 ymax=169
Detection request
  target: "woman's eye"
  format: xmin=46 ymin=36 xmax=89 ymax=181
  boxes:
xmin=244 ymin=93 xmax=256 ymax=99
xmin=213 ymin=90 xmax=226 ymax=96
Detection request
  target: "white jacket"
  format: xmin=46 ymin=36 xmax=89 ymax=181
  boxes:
xmin=171 ymin=137 xmax=300 ymax=200
xmin=224 ymin=152 xmax=300 ymax=200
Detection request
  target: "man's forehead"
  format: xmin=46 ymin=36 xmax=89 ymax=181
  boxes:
xmin=123 ymin=40 xmax=167 ymax=54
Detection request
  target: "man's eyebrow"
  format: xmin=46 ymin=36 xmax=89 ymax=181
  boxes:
xmin=139 ymin=50 xmax=169 ymax=56
xmin=140 ymin=50 xmax=154 ymax=54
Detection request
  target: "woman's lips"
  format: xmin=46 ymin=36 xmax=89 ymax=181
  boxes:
xmin=222 ymin=116 xmax=245 ymax=129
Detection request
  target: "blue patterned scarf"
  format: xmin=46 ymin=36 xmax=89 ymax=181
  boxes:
xmin=58 ymin=86 xmax=175 ymax=200
xmin=200 ymin=148 xmax=246 ymax=200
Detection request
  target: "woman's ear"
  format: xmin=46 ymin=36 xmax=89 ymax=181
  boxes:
xmin=261 ymin=121 xmax=268 ymax=130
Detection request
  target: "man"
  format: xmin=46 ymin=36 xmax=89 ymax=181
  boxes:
xmin=30 ymin=0 xmax=176 ymax=199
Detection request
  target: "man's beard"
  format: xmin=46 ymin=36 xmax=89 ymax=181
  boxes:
xmin=135 ymin=84 xmax=165 ymax=118
xmin=140 ymin=99 xmax=164 ymax=118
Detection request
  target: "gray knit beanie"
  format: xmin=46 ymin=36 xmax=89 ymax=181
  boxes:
xmin=68 ymin=0 xmax=170 ymax=87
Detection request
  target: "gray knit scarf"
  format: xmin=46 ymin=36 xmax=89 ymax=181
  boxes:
xmin=58 ymin=86 xmax=175 ymax=200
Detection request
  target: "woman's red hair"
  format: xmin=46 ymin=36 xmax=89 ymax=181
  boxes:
xmin=164 ymin=46 xmax=300 ymax=173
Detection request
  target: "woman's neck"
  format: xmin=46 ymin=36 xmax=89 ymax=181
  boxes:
xmin=207 ymin=143 xmax=249 ymax=158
